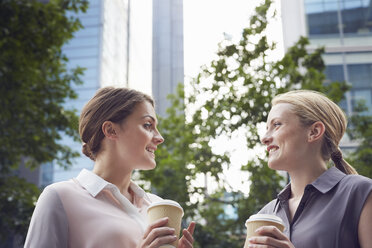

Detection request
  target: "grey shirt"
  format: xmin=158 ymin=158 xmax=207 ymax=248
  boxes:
xmin=259 ymin=167 xmax=372 ymax=248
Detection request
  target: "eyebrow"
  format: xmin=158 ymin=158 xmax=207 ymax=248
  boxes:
xmin=142 ymin=114 xmax=157 ymax=124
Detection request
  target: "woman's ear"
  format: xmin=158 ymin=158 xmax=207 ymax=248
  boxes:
xmin=308 ymin=121 xmax=325 ymax=143
xmin=102 ymin=121 xmax=117 ymax=140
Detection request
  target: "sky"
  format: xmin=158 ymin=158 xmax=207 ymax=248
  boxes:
xmin=182 ymin=0 xmax=284 ymax=193
xmin=183 ymin=0 xmax=284 ymax=79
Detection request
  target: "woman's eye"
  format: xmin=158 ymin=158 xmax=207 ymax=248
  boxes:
xmin=273 ymin=122 xmax=281 ymax=127
xmin=144 ymin=123 xmax=152 ymax=129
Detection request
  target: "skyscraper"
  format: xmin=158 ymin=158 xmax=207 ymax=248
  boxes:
xmin=281 ymin=0 xmax=372 ymax=149
xmin=152 ymin=0 xmax=184 ymax=117
xmin=49 ymin=0 xmax=132 ymax=185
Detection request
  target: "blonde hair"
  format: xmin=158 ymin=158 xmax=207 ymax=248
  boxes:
xmin=79 ymin=87 xmax=154 ymax=161
xmin=272 ymin=90 xmax=357 ymax=175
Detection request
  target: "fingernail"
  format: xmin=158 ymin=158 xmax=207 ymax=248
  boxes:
xmin=255 ymin=227 xmax=262 ymax=233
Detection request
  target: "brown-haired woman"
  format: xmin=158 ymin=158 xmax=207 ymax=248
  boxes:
xmin=25 ymin=87 xmax=195 ymax=248
xmin=247 ymin=90 xmax=372 ymax=248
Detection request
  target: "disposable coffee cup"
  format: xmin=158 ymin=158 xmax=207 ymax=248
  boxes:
xmin=244 ymin=214 xmax=285 ymax=248
xmin=147 ymin=200 xmax=184 ymax=248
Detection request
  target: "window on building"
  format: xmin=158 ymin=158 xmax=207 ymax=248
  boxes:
xmin=324 ymin=63 xmax=372 ymax=115
xmin=305 ymin=0 xmax=372 ymax=36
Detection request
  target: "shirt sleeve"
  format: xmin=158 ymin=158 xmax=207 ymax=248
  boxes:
xmin=24 ymin=186 xmax=68 ymax=248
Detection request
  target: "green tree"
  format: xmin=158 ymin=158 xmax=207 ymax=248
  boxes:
xmin=186 ymin=1 xmax=349 ymax=246
xmin=347 ymin=102 xmax=372 ymax=178
xmin=145 ymin=0 xmax=353 ymax=247
xmin=0 ymin=0 xmax=87 ymax=244
xmin=0 ymin=177 xmax=40 ymax=245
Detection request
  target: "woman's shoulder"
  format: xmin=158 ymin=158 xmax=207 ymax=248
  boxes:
xmin=337 ymin=174 xmax=372 ymax=203
xmin=34 ymin=181 xmax=73 ymax=211
xmin=40 ymin=179 xmax=79 ymax=200
xmin=341 ymin=173 xmax=372 ymax=189
xmin=258 ymin=198 xmax=278 ymax=214
xmin=44 ymin=179 xmax=76 ymax=192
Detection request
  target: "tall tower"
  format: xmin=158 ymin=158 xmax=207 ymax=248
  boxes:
xmin=152 ymin=0 xmax=184 ymax=117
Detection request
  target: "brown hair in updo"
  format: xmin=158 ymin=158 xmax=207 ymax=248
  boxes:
xmin=79 ymin=87 xmax=154 ymax=161
xmin=272 ymin=90 xmax=357 ymax=175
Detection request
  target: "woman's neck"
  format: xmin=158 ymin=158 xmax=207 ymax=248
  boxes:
xmin=93 ymin=155 xmax=133 ymax=202
xmin=288 ymin=160 xmax=327 ymax=199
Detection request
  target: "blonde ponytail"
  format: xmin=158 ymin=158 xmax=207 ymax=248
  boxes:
xmin=331 ymin=148 xmax=357 ymax=175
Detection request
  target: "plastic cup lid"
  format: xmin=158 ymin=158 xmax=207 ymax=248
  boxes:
xmin=147 ymin=199 xmax=184 ymax=214
xmin=245 ymin=214 xmax=284 ymax=226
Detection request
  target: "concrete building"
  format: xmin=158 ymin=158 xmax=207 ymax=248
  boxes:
xmin=30 ymin=0 xmax=184 ymax=187
xmin=281 ymin=0 xmax=372 ymax=149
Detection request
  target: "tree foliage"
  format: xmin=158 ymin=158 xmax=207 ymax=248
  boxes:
xmin=142 ymin=0 xmax=369 ymax=247
xmin=0 ymin=0 xmax=88 ymax=172
xmin=0 ymin=0 xmax=87 ymax=244
xmin=0 ymin=177 xmax=40 ymax=246
xmin=347 ymin=102 xmax=372 ymax=178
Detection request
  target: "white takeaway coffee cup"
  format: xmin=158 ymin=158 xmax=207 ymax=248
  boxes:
xmin=147 ymin=200 xmax=184 ymax=248
xmin=244 ymin=214 xmax=285 ymax=248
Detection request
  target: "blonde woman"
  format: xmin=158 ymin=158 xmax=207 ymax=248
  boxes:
xmin=25 ymin=87 xmax=195 ymax=248
xmin=247 ymin=90 xmax=372 ymax=248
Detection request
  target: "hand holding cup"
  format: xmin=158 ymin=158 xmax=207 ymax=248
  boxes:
xmin=147 ymin=200 xmax=185 ymax=248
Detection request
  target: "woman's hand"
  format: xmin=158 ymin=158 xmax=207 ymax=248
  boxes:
xmin=247 ymin=226 xmax=294 ymax=248
xmin=138 ymin=217 xmax=177 ymax=248
xmin=178 ymin=221 xmax=196 ymax=248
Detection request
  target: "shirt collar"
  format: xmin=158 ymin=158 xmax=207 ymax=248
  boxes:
xmin=277 ymin=183 xmax=291 ymax=202
xmin=277 ymin=166 xmax=346 ymax=201
xmin=76 ymin=168 xmax=148 ymax=200
xmin=76 ymin=169 xmax=110 ymax=197
xmin=310 ymin=166 xmax=346 ymax=194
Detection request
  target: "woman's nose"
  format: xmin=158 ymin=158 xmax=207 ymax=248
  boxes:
xmin=154 ymin=131 xmax=164 ymax=145
xmin=260 ymin=132 xmax=271 ymax=145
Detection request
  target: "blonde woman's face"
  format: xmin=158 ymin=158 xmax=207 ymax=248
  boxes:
xmin=261 ymin=103 xmax=310 ymax=171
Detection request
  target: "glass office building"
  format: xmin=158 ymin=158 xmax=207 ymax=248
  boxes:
xmin=39 ymin=0 xmax=132 ymax=186
xmin=305 ymin=0 xmax=372 ymax=116
xmin=281 ymin=0 xmax=372 ymax=148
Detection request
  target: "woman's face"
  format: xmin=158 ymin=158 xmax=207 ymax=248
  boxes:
xmin=114 ymin=101 xmax=164 ymax=170
xmin=261 ymin=103 xmax=310 ymax=171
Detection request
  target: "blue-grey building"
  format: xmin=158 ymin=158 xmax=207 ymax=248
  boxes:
xmin=281 ymin=0 xmax=372 ymax=149
xmin=152 ymin=0 xmax=184 ymax=117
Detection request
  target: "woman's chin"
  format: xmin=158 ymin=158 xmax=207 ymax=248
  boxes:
xmin=139 ymin=163 xmax=156 ymax=171
xmin=268 ymin=161 xmax=281 ymax=170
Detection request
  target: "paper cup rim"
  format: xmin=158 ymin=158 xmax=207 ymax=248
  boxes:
xmin=147 ymin=199 xmax=184 ymax=215
xmin=245 ymin=214 xmax=284 ymax=227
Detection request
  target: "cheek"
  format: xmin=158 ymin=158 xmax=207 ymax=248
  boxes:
xmin=138 ymin=130 xmax=153 ymax=145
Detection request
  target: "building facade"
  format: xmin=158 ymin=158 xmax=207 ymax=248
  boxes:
xmin=48 ymin=0 xmax=131 ymax=185
xmin=281 ymin=0 xmax=372 ymax=149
